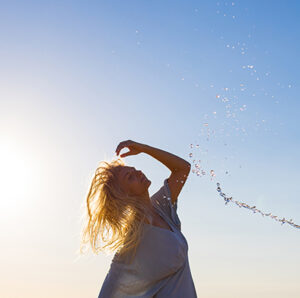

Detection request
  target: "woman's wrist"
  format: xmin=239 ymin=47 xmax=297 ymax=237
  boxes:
xmin=139 ymin=143 xmax=149 ymax=153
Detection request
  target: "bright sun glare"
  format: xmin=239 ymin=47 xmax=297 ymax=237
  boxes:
xmin=0 ymin=138 xmax=36 ymax=219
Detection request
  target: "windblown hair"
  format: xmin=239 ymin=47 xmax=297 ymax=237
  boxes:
xmin=80 ymin=158 xmax=151 ymax=263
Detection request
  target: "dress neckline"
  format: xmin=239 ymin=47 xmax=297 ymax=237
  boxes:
xmin=144 ymin=205 xmax=175 ymax=233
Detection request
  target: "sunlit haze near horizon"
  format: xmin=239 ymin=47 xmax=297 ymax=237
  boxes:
xmin=0 ymin=1 xmax=299 ymax=297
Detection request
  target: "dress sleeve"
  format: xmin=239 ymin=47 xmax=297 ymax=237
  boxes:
xmin=151 ymin=178 xmax=182 ymax=231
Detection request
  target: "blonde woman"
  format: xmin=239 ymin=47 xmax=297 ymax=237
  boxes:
xmin=81 ymin=140 xmax=197 ymax=297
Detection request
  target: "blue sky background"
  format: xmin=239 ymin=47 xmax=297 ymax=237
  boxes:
xmin=0 ymin=1 xmax=299 ymax=297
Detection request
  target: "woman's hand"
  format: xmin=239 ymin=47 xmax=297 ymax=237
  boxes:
xmin=115 ymin=140 xmax=145 ymax=158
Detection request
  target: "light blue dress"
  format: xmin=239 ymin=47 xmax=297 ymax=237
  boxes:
xmin=98 ymin=178 xmax=197 ymax=298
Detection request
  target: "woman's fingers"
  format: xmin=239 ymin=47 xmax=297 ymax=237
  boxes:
xmin=120 ymin=151 xmax=131 ymax=158
xmin=116 ymin=147 xmax=122 ymax=156
xmin=115 ymin=140 xmax=132 ymax=156
xmin=116 ymin=144 xmax=127 ymax=156
xmin=116 ymin=140 xmax=139 ymax=157
xmin=115 ymin=142 xmax=123 ymax=155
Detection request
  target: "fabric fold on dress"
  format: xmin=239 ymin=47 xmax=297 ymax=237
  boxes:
xmin=151 ymin=178 xmax=181 ymax=230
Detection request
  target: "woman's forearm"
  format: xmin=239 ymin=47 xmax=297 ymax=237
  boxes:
xmin=141 ymin=144 xmax=190 ymax=172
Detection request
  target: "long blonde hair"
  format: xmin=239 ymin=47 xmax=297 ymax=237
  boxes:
xmin=80 ymin=158 xmax=151 ymax=263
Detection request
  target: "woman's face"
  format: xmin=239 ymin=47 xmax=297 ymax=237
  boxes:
xmin=118 ymin=166 xmax=151 ymax=196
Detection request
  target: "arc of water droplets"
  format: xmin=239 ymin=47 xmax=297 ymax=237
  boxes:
xmin=216 ymin=182 xmax=300 ymax=229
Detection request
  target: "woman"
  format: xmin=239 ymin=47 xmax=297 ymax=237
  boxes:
xmin=80 ymin=140 xmax=197 ymax=297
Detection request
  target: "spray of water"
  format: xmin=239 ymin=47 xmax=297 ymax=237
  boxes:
xmin=216 ymin=182 xmax=300 ymax=229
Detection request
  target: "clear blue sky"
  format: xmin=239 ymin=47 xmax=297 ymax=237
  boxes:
xmin=0 ymin=1 xmax=299 ymax=297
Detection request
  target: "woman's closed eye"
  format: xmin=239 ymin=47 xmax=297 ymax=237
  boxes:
xmin=128 ymin=171 xmax=135 ymax=180
xmin=127 ymin=168 xmax=136 ymax=180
